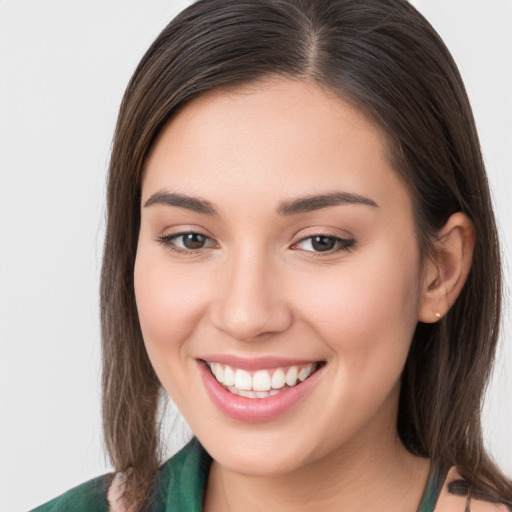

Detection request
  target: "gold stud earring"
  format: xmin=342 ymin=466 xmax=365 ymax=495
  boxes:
xmin=434 ymin=311 xmax=441 ymax=320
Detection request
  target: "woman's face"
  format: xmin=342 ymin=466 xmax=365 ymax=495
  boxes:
xmin=135 ymin=78 xmax=427 ymax=476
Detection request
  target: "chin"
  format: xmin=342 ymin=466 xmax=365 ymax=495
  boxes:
xmin=218 ymin=449 xmax=308 ymax=477
xmin=198 ymin=429 xmax=319 ymax=477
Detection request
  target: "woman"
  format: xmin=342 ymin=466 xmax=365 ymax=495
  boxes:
xmin=31 ymin=0 xmax=512 ymax=510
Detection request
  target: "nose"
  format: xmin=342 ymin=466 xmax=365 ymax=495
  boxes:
xmin=210 ymin=247 xmax=293 ymax=341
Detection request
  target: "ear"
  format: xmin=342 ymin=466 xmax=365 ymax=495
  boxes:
xmin=418 ymin=212 xmax=475 ymax=323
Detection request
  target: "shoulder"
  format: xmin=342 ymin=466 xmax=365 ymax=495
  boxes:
xmin=29 ymin=473 xmax=111 ymax=512
xmin=435 ymin=468 xmax=511 ymax=512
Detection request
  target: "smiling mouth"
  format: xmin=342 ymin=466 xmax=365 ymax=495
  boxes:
xmin=203 ymin=360 xmax=325 ymax=399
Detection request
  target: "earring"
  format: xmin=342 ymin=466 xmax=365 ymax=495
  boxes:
xmin=434 ymin=311 xmax=441 ymax=320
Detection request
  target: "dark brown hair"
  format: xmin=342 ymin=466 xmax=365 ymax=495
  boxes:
xmin=100 ymin=0 xmax=512 ymax=508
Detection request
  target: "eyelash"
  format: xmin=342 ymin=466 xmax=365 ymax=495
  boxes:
xmin=157 ymin=232 xmax=217 ymax=256
xmin=292 ymin=234 xmax=356 ymax=256
xmin=157 ymin=231 xmax=355 ymax=257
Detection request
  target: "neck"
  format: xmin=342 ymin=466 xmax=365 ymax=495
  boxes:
xmin=204 ymin=407 xmax=430 ymax=512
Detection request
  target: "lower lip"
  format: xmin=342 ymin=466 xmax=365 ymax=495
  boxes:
xmin=198 ymin=360 xmax=324 ymax=423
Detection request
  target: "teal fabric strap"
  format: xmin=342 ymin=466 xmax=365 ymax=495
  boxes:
xmin=417 ymin=461 xmax=448 ymax=512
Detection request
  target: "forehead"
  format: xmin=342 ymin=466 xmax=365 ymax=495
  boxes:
xmin=142 ymin=78 xmax=410 ymax=216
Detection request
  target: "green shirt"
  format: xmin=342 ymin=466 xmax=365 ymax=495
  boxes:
xmin=30 ymin=438 xmax=444 ymax=512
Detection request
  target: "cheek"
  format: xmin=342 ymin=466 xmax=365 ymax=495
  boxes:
xmin=293 ymin=242 xmax=422 ymax=365
xmin=286 ymin=244 xmax=422 ymax=445
xmin=133 ymin=248 xmax=211 ymax=367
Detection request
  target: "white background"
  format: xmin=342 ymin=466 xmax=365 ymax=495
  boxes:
xmin=0 ymin=1 xmax=510 ymax=511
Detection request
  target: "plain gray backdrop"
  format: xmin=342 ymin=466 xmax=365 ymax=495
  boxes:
xmin=1 ymin=1 xmax=511 ymax=511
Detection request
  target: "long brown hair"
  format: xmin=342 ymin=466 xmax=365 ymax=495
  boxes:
xmin=101 ymin=0 xmax=512 ymax=508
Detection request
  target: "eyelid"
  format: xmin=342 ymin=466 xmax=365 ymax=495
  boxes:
xmin=156 ymin=229 xmax=218 ymax=255
xmin=155 ymin=228 xmax=355 ymax=256
xmin=291 ymin=233 xmax=356 ymax=255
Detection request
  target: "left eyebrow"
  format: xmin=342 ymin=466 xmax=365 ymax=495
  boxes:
xmin=276 ymin=192 xmax=378 ymax=215
xmin=144 ymin=191 xmax=218 ymax=215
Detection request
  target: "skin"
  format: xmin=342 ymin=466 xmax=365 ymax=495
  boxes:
xmin=134 ymin=78 xmax=474 ymax=512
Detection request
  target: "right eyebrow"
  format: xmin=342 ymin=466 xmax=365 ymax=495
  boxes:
xmin=144 ymin=191 xmax=218 ymax=215
xmin=276 ymin=191 xmax=378 ymax=215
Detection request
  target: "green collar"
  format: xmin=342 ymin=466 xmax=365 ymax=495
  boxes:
xmin=154 ymin=437 xmax=212 ymax=511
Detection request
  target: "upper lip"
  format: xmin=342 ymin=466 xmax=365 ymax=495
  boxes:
xmin=198 ymin=354 xmax=322 ymax=371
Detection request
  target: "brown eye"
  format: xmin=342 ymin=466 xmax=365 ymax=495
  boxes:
xmin=182 ymin=233 xmax=208 ymax=249
xmin=158 ymin=231 xmax=216 ymax=253
xmin=311 ymin=236 xmax=336 ymax=252
xmin=294 ymin=234 xmax=355 ymax=254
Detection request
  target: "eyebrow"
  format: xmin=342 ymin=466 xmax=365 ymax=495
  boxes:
xmin=144 ymin=191 xmax=218 ymax=215
xmin=144 ymin=190 xmax=378 ymax=215
xmin=276 ymin=192 xmax=378 ymax=215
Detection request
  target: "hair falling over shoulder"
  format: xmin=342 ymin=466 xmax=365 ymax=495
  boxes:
xmin=100 ymin=0 xmax=512 ymax=509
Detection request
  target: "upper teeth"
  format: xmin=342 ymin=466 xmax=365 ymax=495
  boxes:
xmin=206 ymin=362 xmax=317 ymax=392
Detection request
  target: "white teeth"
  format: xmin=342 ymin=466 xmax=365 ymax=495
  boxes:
xmin=285 ymin=366 xmax=298 ymax=386
xmin=298 ymin=364 xmax=314 ymax=381
xmin=238 ymin=390 xmax=259 ymax=398
xmin=212 ymin=362 xmax=223 ymax=382
xmin=234 ymin=369 xmax=252 ymax=390
xmin=207 ymin=361 xmax=319 ymax=398
xmin=253 ymin=370 xmax=272 ymax=391
xmin=227 ymin=385 xmax=239 ymax=395
xmin=223 ymin=365 xmax=235 ymax=386
xmin=271 ymin=368 xmax=286 ymax=389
